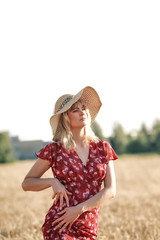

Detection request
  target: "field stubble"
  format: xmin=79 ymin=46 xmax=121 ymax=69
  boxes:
xmin=0 ymin=155 xmax=160 ymax=240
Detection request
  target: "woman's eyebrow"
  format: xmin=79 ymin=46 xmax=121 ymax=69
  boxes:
xmin=71 ymin=106 xmax=78 ymax=110
xmin=72 ymin=106 xmax=80 ymax=110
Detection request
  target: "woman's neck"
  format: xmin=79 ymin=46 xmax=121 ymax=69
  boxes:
xmin=71 ymin=127 xmax=87 ymax=147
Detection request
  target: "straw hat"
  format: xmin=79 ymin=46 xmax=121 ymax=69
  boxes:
xmin=50 ymin=86 xmax=102 ymax=139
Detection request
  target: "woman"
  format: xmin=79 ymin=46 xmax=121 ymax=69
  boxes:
xmin=22 ymin=86 xmax=118 ymax=240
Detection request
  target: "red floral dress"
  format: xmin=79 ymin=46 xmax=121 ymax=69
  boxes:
xmin=36 ymin=140 xmax=118 ymax=240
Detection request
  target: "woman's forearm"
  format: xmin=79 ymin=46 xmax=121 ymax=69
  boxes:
xmin=77 ymin=187 xmax=115 ymax=213
xmin=22 ymin=177 xmax=54 ymax=191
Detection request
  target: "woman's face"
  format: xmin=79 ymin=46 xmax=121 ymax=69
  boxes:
xmin=67 ymin=102 xmax=88 ymax=129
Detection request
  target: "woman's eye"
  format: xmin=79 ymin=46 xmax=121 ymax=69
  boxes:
xmin=72 ymin=107 xmax=86 ymax=112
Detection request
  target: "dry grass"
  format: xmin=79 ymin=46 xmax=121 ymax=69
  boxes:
xmin=0 ymin=155 xmax=160 ymax=240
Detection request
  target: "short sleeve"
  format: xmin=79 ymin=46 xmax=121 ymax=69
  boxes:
xmin=105 ymin=141 xmax=118 ymax=162
xmin=35 ymin=143 xmax=56 ymax=167
xmin=99 ymin=140 xmax=118 ymax=164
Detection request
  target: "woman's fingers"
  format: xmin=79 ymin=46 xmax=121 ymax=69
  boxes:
xmin=52 ymin=215 xmax=64 ymax=225
xmin=53 ymin=193 xmax=66 ymax=208
xmin=59 ymin=222 xmax=69 ymax=234
xmin=59 ymin=194 xmax=63 ymax=210
xmin=52 ymin=193 xmax=56 ymax=199
xmin=64 ymin=193 xmax=69 ymax=207
xmin=66 ymin=189 xmax=72 ymax=195
xmin=54 ymin=193 xmax=59 ymax=205
xmin=68 ymin=221 xmax=73 ymax=230
xmin=53 ymin=189 xmax=72 ymax=208
xmin=54 ymin=220 xmax=66 ymax=231
xmin=57 ymin=209 xmax=66 ymax=215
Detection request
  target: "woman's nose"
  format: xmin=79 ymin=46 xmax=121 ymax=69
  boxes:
xmin=79 ymin=108 xmax=84 ymax=115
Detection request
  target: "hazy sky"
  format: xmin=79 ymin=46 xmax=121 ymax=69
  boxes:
xmin=0 ymin=1 xmax=160 ymax=141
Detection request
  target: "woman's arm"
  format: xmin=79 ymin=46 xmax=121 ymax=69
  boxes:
xmin=77 ymin=160 xmax=116 ymax=212
xmin=21 ymin=158 xmax=54 ymax=191
xmin=21 ymin=158 xmax=72 ymax=208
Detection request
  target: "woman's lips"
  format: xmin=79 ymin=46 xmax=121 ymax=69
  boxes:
xmin=80 ymin=117 xmax=86 ymax=121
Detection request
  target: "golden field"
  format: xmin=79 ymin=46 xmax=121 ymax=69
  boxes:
xmin=0 ymin=155 xmax=160 ymax=240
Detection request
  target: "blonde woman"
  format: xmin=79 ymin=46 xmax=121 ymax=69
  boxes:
xmin=22 ymin=86 xmax=118 ymax=240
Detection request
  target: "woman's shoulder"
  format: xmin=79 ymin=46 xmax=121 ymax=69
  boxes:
xmin=40 ymin=141 xmax=61 ymax=152
xmin=93 ymin=140 xmax=118 ymax=161
xmin=90 ymin=140 xmax=110 ymax=153
xmin=93 ymin=139 xmax=110 ymax=148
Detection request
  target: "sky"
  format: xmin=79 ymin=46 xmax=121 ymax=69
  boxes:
xmin=0 ymin=0 xmax=160 ymax=142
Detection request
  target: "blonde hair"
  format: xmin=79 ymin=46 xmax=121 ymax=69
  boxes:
xmin=53 ymin=100 xmax=99 ymax=149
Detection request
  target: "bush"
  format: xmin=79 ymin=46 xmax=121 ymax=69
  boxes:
xmin=0 ymin=132 xmax=16 ymax=163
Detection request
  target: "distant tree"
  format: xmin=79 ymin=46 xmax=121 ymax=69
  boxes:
xmin=92 ymin=121 xmax=105 ymax=140
xmin=109 ymin=122 xmax=128 ymax=154
xmin=150 ymin=119 xmax=160 ymax=153
xmin=155 ymin=132 xmax=160 ymax=153
xmin=0 ymin=132 xmax=16 ymax=163
xmin=126 ymin=139 xmax=140 ymax=153
xmin=138 ymin=123 xmax=151 ymax=152
xmin=126 ymin=123 xmax=151 ymax=153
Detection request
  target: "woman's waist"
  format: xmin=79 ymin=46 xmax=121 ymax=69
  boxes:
xmin=65 ymin=183 xmax=100 ymax=197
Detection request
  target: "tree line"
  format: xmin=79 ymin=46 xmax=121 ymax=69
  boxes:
xmin=92 ymin=119 xmax=160 ymax=155
xmin=0 ymin=118 xmax=160 ymax=163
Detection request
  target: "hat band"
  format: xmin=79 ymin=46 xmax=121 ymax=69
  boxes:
xmin=57 ymin=95 xmax=73 ymax=112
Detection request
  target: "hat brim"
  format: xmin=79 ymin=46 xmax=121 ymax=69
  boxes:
xmin=50 ymin=86 xmax=102 ymax=137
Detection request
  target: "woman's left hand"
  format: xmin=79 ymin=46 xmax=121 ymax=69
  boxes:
xmin=52 ymin=206 xmax=82 ymax=233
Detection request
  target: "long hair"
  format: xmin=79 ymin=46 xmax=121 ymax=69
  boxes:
xmin=53 ymin=100 xmax=99 ymax=149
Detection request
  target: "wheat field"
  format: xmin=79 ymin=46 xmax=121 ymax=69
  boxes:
xmin=0 ymin=155 xmax=160 ymax=240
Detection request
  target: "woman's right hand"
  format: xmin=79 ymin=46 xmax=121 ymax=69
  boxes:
xmin=51 ymin=178 xmax=72 ymax=210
